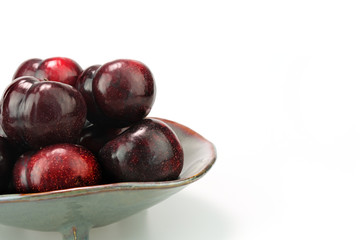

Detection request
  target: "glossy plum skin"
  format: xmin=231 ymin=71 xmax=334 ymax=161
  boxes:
xmin=13 ymin=144 xmax=102 ymax=193
xmin=75 ymin=65 xmax=107 ymax=123
xmin=12 ymin=58 xmax=42 ymax=80
xmin=34 ymin=57 xmax=82 ymax=87
xmin=0 ymin=137 xmax=14 ymax=193
xmin=99 ymin=118 xmax=183 ymax=182
xmin=79 ymin=124 xmax=126 ymax=155
xmin=0 ymin=76 xmax=87 ymax=149
xmin=76 ymin=59 xmax=156 ymax=127
xmin=11 ymin=150 xmax=33 ymax=193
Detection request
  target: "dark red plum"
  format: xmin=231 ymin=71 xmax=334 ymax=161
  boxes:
xmin=11 ymin=150 xmax=33 ymax=193
xmin=13 ymin=58 xmax=42 ymax=80
xmin=13 ymin=143 xmax=102 ymax=193
xmin=76 ymin=59 xmax=156 ymax=127
xmin=0 ymin=137 xmax=14 ymax=193
xmin=0 ymin=76 xmax=87 ymax=149
xmin=79 ymin=124 xmax=126 ymax=155
xmin=75 ymin=65 xmax=109 ymax=124
xmin=34 ymin=57 xmax=82 ymax=87
xmin=98 ymin=118 xmax=183 ymax=182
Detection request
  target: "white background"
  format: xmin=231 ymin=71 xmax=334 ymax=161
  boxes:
xmin=1 ymin=0 xmax=360 ymax=239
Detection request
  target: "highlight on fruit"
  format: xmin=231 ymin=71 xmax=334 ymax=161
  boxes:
xmin=0 ymin=57 xmax=183 ymax=194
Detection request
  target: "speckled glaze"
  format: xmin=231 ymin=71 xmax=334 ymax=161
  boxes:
xmin=0 ymin=119 xmax=216 ymax=240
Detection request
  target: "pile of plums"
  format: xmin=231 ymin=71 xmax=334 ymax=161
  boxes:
xmin=0 ymin=57 xmax=184 ymax=194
